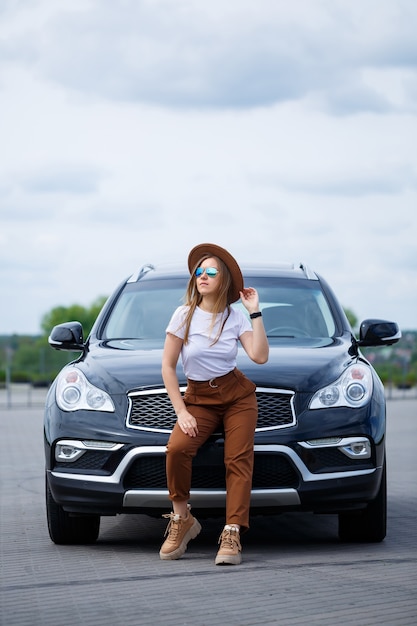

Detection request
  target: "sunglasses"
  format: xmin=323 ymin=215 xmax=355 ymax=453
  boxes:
xmin=195 ymin=267 xmax=219 ymax=278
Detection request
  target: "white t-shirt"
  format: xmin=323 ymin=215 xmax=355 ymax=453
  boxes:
xmin=166 ymin=305 xmax=252 ymax=381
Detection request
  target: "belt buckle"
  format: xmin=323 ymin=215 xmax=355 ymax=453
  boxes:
xmin=209 ymin=378 xmax=218 ymax=388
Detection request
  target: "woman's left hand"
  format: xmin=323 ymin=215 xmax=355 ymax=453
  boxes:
xmin=239 ymin=287 xmax=269 ymax=364
xmin=240 ymin=287 xmax=260 ymax=314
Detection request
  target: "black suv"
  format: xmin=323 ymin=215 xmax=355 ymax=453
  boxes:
xmin=44 ymin=263 xmax=400 ymax=544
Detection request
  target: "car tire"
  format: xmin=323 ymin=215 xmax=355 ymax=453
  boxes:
xmin=46 ymin=475 xmax=100 ymax=544
xmin=338 ymin=459 xmax=387 ymax=543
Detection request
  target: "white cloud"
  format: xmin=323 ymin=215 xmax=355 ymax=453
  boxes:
xmin=18 ymin=166 xmax=104 ymax=194
xmin=0 ymin=0 xmax=416 ymax=335
xmin=2 ymin=0 xmax=416 ymax=111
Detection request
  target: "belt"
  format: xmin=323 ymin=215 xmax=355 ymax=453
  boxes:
xmin=187 ymin=368 xmax=236 ymax=388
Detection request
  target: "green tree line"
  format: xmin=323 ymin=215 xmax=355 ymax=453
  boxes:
xmin=0 ymin=297 xmax=107 ymax=386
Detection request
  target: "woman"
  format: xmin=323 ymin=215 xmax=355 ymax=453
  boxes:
xmin=160 ymin=243 xmax=269 ymax=565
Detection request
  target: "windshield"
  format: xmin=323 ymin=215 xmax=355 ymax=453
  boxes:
xmin=101 ymin=277 xmax=336 ymax=340
xmin=102 ymin=279 xmax=187 ymax=340
xmin=234 ymin=280 xmax=335 ymax=338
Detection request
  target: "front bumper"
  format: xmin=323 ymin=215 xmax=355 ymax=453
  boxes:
xmin=47 ymin=441 xmax=383 ymax=517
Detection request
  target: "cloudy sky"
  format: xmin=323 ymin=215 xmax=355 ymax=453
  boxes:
xmin=1 ymin=0 xmax=416 ymax=335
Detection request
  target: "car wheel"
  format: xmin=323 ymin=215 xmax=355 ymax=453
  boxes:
xmin=45 ymin=475 xmax=100 ymax=544
xmin=338 ymin=459 xmax=387 ymax=543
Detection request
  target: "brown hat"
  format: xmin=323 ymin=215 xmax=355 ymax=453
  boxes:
xmin=188 ymin=243 xmax=244 ymax=303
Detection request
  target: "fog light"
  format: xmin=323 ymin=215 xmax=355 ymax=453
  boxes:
xmin=55 ymin=443 xmax=85 ymax=462
xmin=340 ymin=439 xmax=371 ymax=459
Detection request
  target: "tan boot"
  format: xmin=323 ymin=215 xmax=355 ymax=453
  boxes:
xmin=215 ymin=525 xmax=242 ymax=565
xmin=159 ymin=509 xmax=201 ymax=560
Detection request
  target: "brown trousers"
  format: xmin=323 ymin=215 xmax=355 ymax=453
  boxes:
xmin=165 ymin=368 xmax=258 ymax=531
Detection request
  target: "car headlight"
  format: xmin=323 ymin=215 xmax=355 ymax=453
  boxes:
xmin=309 ymin=363 xmax=373 ymax=409
xmin=56 ymin=368 xmax=115 ymax=412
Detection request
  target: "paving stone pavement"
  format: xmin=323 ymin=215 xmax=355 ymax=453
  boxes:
xmin=0 ymin=396 xmax=416 ymax=626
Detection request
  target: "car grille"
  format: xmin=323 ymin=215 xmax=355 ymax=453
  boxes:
xmin=123 ymin=452 xmax=299 ymax=490
xmin=126 ymin=387 xmax=295 ymax=433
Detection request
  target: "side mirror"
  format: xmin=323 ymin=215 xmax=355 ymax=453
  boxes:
xmin=357 ymin=319 xmax=401 ymax=347
xmin=48 ymin=321 xmax=85 ymax=351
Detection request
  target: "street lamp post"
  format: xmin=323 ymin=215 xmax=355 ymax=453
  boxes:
xmin=5 ymin=346 xmax=13 ymax=409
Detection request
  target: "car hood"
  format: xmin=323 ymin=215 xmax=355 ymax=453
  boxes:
xmin=239 ymin=338 xmax=354 ymax=392
xmin=77 ymin=336 xmax=355 ymax=395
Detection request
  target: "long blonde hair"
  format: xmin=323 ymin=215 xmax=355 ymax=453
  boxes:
xmin=181 ymin=254 xmax=231 ymax=345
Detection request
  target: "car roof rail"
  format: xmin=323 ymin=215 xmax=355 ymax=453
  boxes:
xmin=127 ymin=264 xmax=156 ymax=283
xmin=299 ymin=263 xmax=317 ymax=279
